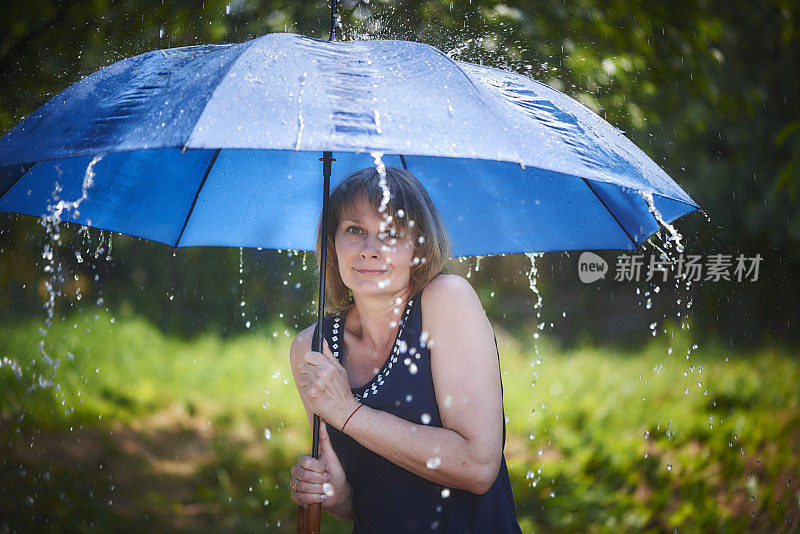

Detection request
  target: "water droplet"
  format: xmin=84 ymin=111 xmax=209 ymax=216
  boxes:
xmin=426 ymin=456 xmax=441 ymax=469
xmin=264 ymin=429 xmax=271 ymax=440
xmin=421 ymin=413 xmax=431 ymax=424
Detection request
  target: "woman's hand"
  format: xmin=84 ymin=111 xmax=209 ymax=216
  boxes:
xmin=297 ymin=339 xmax=360 ymax=429
xmin=289 ymin=452 xmax=329 ymax=506
xmin=290 ymin=421 xmax=353 ymax=518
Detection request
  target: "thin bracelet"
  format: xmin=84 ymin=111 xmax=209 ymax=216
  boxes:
xmin=341 ymin=403 xmax=363 ymax=433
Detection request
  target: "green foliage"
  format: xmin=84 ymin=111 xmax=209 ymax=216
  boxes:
xmin=1 ymin=314 xmax=798 ymax=532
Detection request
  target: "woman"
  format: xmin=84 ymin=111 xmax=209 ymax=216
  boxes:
xmin=289 ymin=166 xmax=521 ymax=533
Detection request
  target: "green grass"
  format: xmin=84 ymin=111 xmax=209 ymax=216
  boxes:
xmin=1 ymin=312 xmax=798 ymax=532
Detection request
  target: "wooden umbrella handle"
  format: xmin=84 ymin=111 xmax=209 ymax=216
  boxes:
xmin=298 ymin=503 xmax=322 ymax=534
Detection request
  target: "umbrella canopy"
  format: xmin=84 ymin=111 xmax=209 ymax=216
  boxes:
xmin=0 ymin=32 xmax=699 ymax=255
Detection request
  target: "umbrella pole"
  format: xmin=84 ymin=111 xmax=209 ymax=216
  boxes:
xmin=329 ymin=0 xmax=338 ymax=41
xmin=313 ymin=151 xmax=335 ymax=457
xmin=299 ymin=151 xmax=334 ymax=534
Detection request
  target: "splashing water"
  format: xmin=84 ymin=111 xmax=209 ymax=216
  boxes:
xmin=638 ymin=190 xmax=684 ymax=254
xmin=41 ymin=155 xmax=103 ymax=326
xmin=524 ymin=253 xmax=545 ymax=346
xmin=371 ymin=151 xmax=391 ymax=215
xmin=238 ymin=247 xmax=250 ymax=328
xmin=28 ymin=156 xmax=105 ymax=392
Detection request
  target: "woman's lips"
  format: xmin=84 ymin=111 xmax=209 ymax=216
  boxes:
xmin=356 ymin=269 xmax=387 ymax=275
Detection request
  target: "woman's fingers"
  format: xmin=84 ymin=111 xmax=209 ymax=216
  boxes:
xmin=291 ymin=464 xmax=330 ymax=484
xmin=298 ymin=454 xmax=328 ymax=474
xmin=302 ymin=342 xmax=343 ymax=375
xmin=290 ymin=456 xmax=331 ymax=505
xmin=319 ymin=419 xmax=330 ymax=443
xmin=303 ymin=349 xmax=325 ymax=365
xmin=318 ymin=421 xmax=343 ymax=472
xmin=318 ymin=420 xmax=332 ymax=454
xmin=292 ymin=479 xmax=326 ymax=495
xmin=322 ymin=340 xmax=346 ymax=369
xmin=290 ymin=480 xmax=327 ymax=504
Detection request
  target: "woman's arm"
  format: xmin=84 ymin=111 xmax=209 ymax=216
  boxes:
xmin=299 ymin=275 xmax=504 ymax=495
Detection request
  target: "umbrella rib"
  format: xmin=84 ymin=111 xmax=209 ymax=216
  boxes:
xmin=424 ymin=46 xmax=524 ymax=163
xmin=580 ymin=177 xmax=639 ymax=251
xmin=175 ymin=148 xmax=221 ymax=247
xmin=0 ymin=162 xmax=36 ymax=199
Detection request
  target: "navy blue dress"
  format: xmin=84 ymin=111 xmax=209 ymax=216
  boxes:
xmin=311 ymin=289 xmax=521 ymax=533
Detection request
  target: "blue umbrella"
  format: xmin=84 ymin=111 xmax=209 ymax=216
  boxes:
xmin=0 ymin=24 xmax=700 ymax=533
xmin=0 ymin=33 xmax=698 ymax=255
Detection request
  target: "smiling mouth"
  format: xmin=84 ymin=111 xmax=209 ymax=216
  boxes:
xmin=356 ymin=269 xmax=388 ymax=275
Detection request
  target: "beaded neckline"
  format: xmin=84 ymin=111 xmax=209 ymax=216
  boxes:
xmin=331 ymin=298 xmax=415 ymax=401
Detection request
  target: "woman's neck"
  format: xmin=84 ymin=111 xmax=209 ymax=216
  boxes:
xmin=347 ymin=287 xmax=412 ymax=350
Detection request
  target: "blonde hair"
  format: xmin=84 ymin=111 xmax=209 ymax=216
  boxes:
xmin=315 ymin=166 xmax=451 ymax=316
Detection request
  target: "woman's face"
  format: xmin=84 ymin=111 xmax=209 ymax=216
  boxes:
xmin=334 ymin=194 xmax=415 ymax=299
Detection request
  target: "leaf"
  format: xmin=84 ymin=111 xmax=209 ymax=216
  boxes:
xmin=774 ymin=160 xmax=799 ymax=202
xmin=776 ymin=121 xmax=800 ymax=147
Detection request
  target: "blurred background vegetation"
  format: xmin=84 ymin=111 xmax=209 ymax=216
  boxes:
xmin=1 ymin=0 xmax=799 ymax=532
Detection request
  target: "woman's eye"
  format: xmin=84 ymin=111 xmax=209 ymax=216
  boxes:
xmin=347 ymin=226 xmax=363 ymax=235
xmin=379 ymin=229 xmax=398 ymax=241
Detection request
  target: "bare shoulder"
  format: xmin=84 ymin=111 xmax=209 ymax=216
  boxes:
xmin=422 ymin=274 xmax=492 ymax=339
xmin=421 ymin=273 xmax=484 ymax=312
xmin=422 ymin=275 xmax=497 ymax=379
xmin=289 ymin=324 xmax=316 ymax=369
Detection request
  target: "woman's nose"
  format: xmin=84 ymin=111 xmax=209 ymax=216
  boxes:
xmin=360 ymin=235 xmax=381 ymax=258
